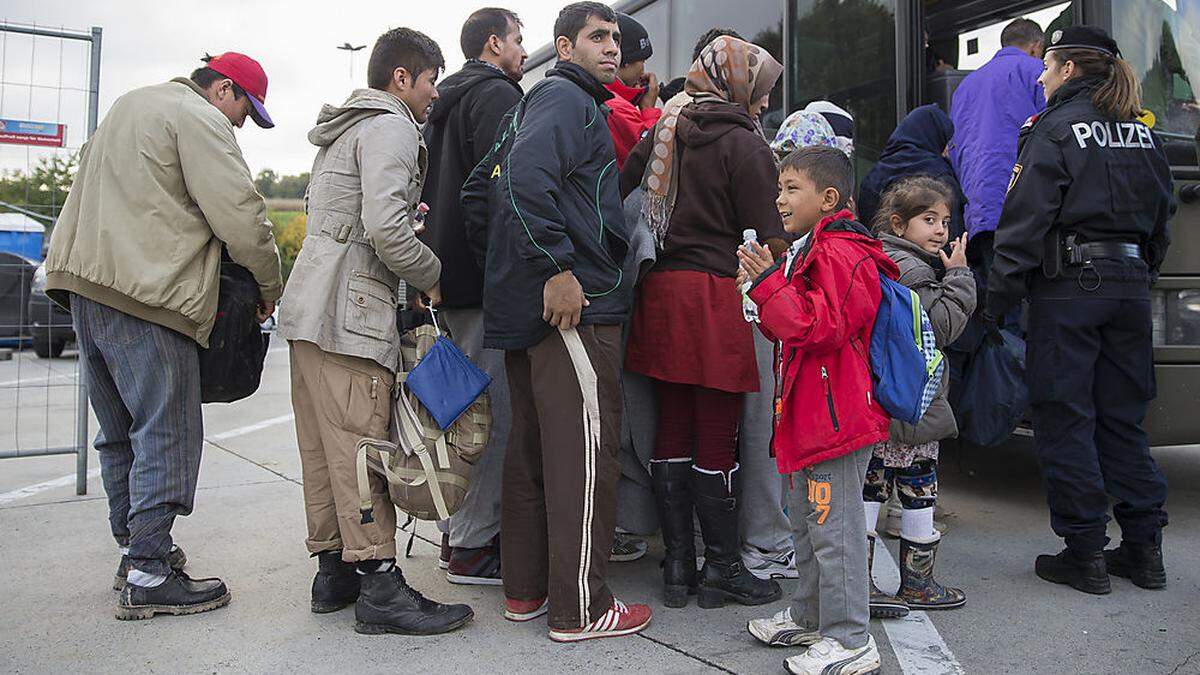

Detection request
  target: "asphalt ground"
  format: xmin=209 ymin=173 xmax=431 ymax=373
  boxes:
xmin=1 ymin=345 xmax=1198 ymax=674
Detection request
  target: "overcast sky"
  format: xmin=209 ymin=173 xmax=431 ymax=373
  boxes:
xmin=0 ymin=0 xmax=588 ymax=176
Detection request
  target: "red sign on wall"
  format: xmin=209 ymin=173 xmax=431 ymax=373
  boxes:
xmin=0 ymin=118 xmax=66 ymax=147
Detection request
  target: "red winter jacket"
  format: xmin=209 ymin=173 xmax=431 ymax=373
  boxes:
xmin=605 ymin=78 xmax=662 ymax=169
xmin=748 ymin=211 xmax=900 ymax=473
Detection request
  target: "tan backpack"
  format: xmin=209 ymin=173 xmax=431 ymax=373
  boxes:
xmin=355 ymin=324 xmax=490 ymax=523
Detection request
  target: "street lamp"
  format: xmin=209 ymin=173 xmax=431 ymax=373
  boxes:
xmin=337 ymin=42 xmax=366 ymax=80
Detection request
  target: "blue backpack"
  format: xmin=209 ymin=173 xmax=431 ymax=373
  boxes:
xmin=869 ymin=274 xmax=945 ymax=425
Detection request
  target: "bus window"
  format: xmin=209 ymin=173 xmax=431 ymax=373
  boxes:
xmin=1112 ymin=0 xmax=1199 ymax=140
xmin=922 ymin=2 xmax=1071 ymax=112
xmin=789 ymin=0 xmax=898 ymax=179
xmin=954 ymin=3 xmax=1070 ymax=71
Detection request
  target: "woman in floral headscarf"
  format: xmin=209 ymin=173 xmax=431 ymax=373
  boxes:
xmin=618 ymin=36 xmax=786 ymax=611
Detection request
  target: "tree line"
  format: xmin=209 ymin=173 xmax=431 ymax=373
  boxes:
xmin=0 ymin=157 xmax=308 ymax=225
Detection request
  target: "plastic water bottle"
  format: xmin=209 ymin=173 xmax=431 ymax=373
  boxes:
xmin=740 ymin=229 xmax=760 ymax=323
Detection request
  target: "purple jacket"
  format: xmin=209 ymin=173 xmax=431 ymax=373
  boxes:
xmin=948 ymin=47 xmax=1045 ymax=237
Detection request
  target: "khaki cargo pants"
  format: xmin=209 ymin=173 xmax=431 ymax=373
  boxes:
xmin=290 ymin=340 xmax=397 ymax=562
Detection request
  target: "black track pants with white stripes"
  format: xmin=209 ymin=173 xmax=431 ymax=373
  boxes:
xmin=501 ymin=324 xmax=622 ymax=630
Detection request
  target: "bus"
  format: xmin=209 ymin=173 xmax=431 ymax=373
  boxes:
xmin=523 ymin=0 xmax=1200 ymax=447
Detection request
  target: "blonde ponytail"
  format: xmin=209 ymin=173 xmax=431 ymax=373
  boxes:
xmin=1094 ymin=56 xmax=1142 ymax=120
xmin=1053 ymin=48 xmax=1143 ymax=120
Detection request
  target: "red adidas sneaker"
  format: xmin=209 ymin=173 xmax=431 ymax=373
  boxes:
xmin=547 ymin=598 xmax=652 ymax=643
xmin=504 ymin=596 xmax=549 ymax=622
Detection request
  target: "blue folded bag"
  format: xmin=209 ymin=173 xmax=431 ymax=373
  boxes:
xmin=404 ymin=309 xmax=492 ymax=431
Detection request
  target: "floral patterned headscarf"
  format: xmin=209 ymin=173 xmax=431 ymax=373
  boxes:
xmin=640 ymin=36 xmax=783 ymax=248
xmin=770 ymin=110 xmax=842 ymax=160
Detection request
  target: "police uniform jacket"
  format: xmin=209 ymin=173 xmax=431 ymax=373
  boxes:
xmin=985 ymin=75 xmax=1175 ymax=319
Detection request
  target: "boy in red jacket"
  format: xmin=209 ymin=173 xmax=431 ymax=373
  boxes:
xmin=738 ymin=146 xmax=898 ymax=675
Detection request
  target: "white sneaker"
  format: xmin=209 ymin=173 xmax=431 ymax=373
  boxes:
xmin=742 ymin=546 xmax=800 ymax=580
xmin=784 ymin=636 xmax=881 ymax=675
xmin=747 ymin=607 xmax=821 ymax=648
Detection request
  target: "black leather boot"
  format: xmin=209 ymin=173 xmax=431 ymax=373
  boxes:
xmin=1104 ymin=541 xmax=1166 ymax=589
xmin=651 ymin=460 xmax=698 ymax=608
xmin=311 ymin=550 xmax=361 ymax=613
xmin=1035 ymin=548 xmax=1111 ymax=595
xmin=354 ymin=562 xmax=474 ymax=635
xmin=116 ymin=570 xmax=230 ymax=620
xmin=691 ymin=466 xmax=782 ymax=608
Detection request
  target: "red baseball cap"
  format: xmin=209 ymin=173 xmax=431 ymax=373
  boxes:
xmin=205 ymin=52 xmax=274 ymax=129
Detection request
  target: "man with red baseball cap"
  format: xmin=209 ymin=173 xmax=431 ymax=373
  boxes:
xmin=202 ymin=51 xmax=274 ymax=128
xmin=44 ymin=53 xmax=283 ymax=621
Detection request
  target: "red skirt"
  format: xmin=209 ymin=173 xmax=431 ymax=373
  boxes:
xmin=625 ymin=269 xmax=760 ymax=393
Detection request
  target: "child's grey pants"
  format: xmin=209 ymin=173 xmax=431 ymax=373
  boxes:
xmin=788 ymin=445 xmax=873 ymax=650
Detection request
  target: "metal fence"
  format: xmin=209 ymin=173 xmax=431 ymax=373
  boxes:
xmin=0 ymin=22 xmax=101 ymax=495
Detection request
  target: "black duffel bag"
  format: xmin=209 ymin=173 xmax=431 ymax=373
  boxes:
xmin=200 ymin=251 xmax=269 ymax=403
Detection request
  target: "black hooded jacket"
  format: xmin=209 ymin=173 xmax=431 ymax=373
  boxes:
xmin=461 ymin=62 xmax=633 ymax=350
xmin=420 ymin=61 xmax=523 ymax=308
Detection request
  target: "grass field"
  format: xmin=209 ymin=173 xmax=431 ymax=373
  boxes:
xmin=267 ymin=209 xmax=305 ymax=283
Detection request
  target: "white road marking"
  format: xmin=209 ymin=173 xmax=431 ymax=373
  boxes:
xmin=0 ymin=372 xmax=76 ymax=387
xmin=0 ymin=469 xmax=100 ymax=506
xmin=205 ymin=413 xmax=294 ymax=441
xmin=873 ymin=543 xmax=966 ymax=674
xmin=0 ymin=414 xmax=295 ymax=506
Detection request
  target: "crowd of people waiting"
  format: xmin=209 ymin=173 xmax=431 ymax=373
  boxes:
xmin=44 ymin=2 xmax=1175 ymax=674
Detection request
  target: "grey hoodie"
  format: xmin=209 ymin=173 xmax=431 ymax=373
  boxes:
xmin=880 ymin=233 xmax=977 ymax=445
xmin=279 ymin=88 xmax=440 ymax=372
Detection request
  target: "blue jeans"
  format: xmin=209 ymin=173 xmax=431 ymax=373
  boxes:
xmin=72 ymin=295 xmax=204 ymax=575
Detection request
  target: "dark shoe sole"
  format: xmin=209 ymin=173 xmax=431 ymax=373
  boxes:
xmin=115 ymin=591 xmax=231 ymax=620
xmin=354 ymin=610 xmax=474 ymax=636
xmin=697 ymin=584 xmax=783 ymax=609
xmin=1035 ymin=566 xmax=1111 ymax=595
xmin=870 ymin=603 xmax=911 ymax=618
xmin=311 ymin=597 xmax=358 ymax=614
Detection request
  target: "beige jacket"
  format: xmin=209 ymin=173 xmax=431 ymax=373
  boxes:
xmin=277 ymin=89 xmax=440 ymax=372
xmin=45 ymin=77 xmax=283 ymax=347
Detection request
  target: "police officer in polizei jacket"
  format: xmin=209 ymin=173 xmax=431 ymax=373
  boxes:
xmin=985 ymin=26 xmax=1175 ymax=595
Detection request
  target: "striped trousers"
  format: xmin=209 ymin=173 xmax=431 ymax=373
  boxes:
xmin=72 ymin=295 xmax=204 ymax=576
xmin=500 ymin=325 xmax=622 ymax=630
